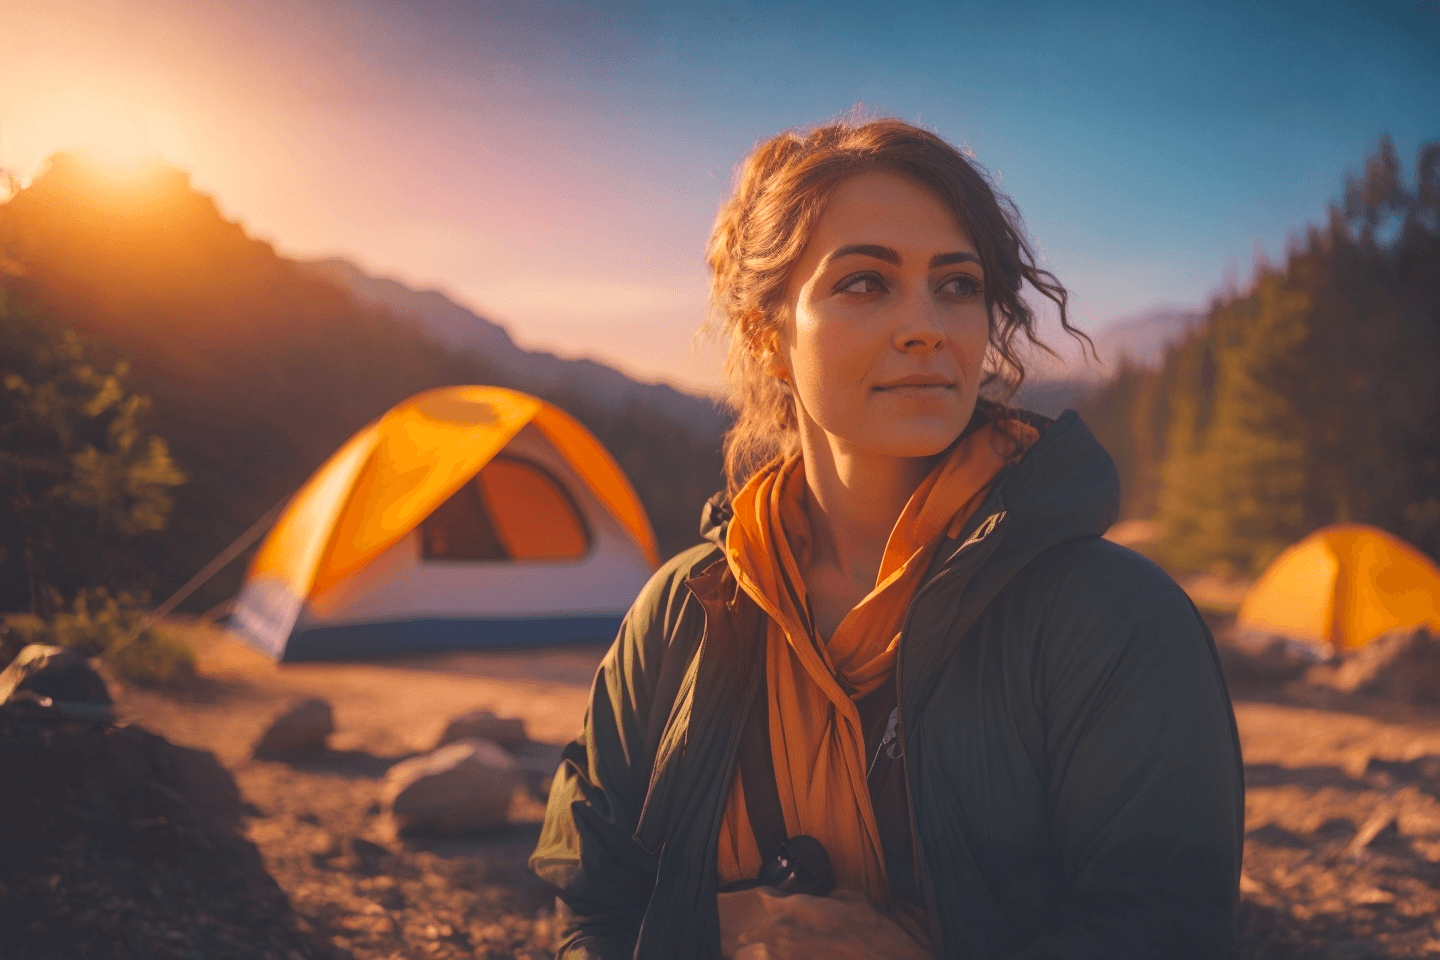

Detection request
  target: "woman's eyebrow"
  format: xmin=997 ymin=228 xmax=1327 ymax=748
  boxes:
xmin=821 ymin=244 xmax=982 ymax=269
xmin=825 ymin=243 xmax=900 ymax=266
xmin=929 ymin=251 xmax=981 ymax=268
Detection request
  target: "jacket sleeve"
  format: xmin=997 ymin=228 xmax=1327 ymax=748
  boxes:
xmin=529 ymin=548 xmax=711 ymax=960
xmin=1012 ymin=564 xmax=1244 ymax=959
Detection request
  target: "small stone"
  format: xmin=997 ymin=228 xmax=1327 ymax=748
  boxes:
xmin=1352 ymin=887 xmax=1396 ymax=906
xmin=306 ymin=830 xmax=340 ymax=858
xmin=1344 ymin=809 xmax=1398 ymax=858
xmin=349 ymin=836 xmax=393 ymax=864
xmin=382 ymin=738 xmax=518 ymax=834
xmin=436 ymin=710 xmax=527 ymax=750
xmin=252 ymin=697 xmax=333 ymax=758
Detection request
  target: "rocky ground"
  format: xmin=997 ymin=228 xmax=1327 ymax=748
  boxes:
xmin=1232 ymin=686 xmax=1440 ymax=957
xmin=6 ymin=619 xmax=1440 ymax=958
xmin=1 ymin=625 xmax=600 ymax=960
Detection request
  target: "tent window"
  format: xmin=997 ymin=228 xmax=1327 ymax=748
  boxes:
xmin=420 ymin=480 xmax=508 ymax=561
xmin=419 ymin=455 xmax=591 ymax=563
xmin=478 ymin=456 xmax=591 ymax=561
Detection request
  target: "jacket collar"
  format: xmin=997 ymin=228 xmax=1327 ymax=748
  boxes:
xmin=699 ymin=408 xmax=1117 ymax=566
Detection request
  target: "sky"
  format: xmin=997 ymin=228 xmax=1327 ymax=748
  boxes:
xmin=1 ymin=0 xmax=1437 ymax=393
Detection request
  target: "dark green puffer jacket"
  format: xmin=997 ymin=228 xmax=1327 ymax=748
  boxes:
xmin=531 ymin=411 xmax=1244 ymax=959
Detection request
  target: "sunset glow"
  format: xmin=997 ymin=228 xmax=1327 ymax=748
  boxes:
xmin=3 ymin=0 xmax=1436 ymax=392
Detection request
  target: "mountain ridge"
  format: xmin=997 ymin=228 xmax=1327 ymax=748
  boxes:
xmin=298 ymin=256 xmax=729 ymax=433
xmin=1090 ymin=305 xmax=1200 ymax=370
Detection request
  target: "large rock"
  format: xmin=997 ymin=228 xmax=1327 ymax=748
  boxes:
xmin=508 ymin=740 xmax=565 ymax=805
xmin=252 ymin=697 xmax=333 ymax=758
xmin=0 ymin=644 xmax=113 ymax=719
xmin=382 ymin=737 xmax=518 ymax=834
xmin=1315 ymin=628 xmax=1440 ymax=703
xmin=1218 ymin=634 xmax=1330 ymax=685
xmin=436 ymin=709 xmax=527 ymax=750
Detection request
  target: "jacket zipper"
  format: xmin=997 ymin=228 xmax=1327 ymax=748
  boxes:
xmin=894 ymin=508 xmax=1007 ymax=958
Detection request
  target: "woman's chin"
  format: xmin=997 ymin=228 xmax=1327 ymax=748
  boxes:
xmin=843 ymin=420 xmax=968 ymax=460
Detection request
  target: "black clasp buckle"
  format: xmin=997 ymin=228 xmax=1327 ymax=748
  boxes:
xmin=719 ymin=835 xmax=836 ymax=897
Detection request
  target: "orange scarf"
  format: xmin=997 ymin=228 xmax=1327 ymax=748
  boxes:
xmin=717 ymin=420 xmax=1037 ymax=903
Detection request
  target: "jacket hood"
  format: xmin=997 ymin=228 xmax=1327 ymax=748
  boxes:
xmin=697 ymin=409 xmax=1119 ymax=558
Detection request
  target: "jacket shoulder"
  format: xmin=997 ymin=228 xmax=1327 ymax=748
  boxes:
xmin=1022 ymin=536 xmax=1189 ymax=613
xmin=1000 ymin=536 xmax=1211 ymax=670
xmin=619 ymin=543 xmax=722 ymax=657
xmin=635 ymin=542 xmax=723 ymax=615
xmin=663 ymin=541 xmax=726 ymax=581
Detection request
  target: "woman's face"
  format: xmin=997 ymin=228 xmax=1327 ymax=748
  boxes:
xmin=776 ymin=171 xmax=990 ymax=460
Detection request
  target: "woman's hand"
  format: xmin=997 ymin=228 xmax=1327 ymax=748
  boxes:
xmin=718 ymin=887 xmax=932 ymax=960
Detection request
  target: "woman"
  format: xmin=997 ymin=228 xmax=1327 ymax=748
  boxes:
xmin=531 ymin=117 xmax=1244 ymax=959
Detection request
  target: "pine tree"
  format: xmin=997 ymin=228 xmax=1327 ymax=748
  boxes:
xmin=1154 ymin=137 xmax=1440 ymax=572
xmin=0 ymin=288 xmax=185 ymax=613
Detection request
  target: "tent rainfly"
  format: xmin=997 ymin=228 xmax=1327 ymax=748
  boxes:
xmin=1236 ymin=523 xmax=1440 ymax=654
xmin=231 ymin=386 xmax=660 ymax=661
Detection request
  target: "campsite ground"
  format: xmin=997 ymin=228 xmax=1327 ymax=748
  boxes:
xmin=103 ymin=619 xmax=1440 ymax=959
xmin=108 ymin=625 xmax=589 ymax=960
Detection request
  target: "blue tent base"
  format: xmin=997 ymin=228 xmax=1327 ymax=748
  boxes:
xmin=278 ymin=614 xmax=625 ymax=662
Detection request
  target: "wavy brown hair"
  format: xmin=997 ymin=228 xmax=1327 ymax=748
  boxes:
xmin=706 ymin=116 xmax=1088 ymax=494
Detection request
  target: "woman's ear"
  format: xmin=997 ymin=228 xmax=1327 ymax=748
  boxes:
xmin=763 ymin=351 xmax=790 ymax=382
xmin=744 ymin=317 xmax=790 ymax=382
xmin=755 ymin=332 xmax=789 ymax=382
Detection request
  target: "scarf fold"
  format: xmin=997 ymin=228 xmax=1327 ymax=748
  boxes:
xmin=716 ymin=420 xmax=1037 ymax=903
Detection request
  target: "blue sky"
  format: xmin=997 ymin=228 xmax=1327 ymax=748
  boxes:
xmin=2 ymin=0 xmax=1437 ymax=390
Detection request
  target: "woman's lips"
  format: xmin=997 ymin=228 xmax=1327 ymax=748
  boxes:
xmin=872 ymin=378 xmax=955 ymax=392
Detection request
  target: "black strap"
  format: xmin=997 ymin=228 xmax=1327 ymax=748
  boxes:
xmin=739 ymin=658 xmax=787 ymax=861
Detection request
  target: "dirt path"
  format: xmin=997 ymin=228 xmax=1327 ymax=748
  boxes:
xmin=108 ymin=623 xmax=1440 ymax=959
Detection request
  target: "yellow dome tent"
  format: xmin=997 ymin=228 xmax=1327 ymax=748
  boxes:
xmin=1237 ymin=523 xmax=1440 ymax=653
xmin=231 ymin=386 xmax=660 ymax=661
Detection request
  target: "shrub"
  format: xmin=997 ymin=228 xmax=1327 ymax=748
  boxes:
xmin=34 ymin=587 xmax=194 ymax=687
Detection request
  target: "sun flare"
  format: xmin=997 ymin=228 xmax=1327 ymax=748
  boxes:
xmin=9 ymin=88 xmax=191 ymax=189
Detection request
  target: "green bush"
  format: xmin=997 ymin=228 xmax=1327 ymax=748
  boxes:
xmin=104 ymin=624 xmax=196 ymax=687
xmin=35 ymin=587 xmax=194 ymax=687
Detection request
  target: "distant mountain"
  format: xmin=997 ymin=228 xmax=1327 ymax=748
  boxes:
xmin=1089 ymin=305 xmax=1200 ymax=370
xmin=1012 ymin=378 xmax=1095 ymax=419
xmin=1013 ymin=305 xmax=1201 ymax=418
xmin=299 ymin=257 xmax=728 ymax=434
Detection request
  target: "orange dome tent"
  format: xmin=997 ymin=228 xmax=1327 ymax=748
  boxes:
xmin=230 ymin=386 xmax=659 ymax=661
xmin=1237 ymin=524 xmax=1440 ymax=653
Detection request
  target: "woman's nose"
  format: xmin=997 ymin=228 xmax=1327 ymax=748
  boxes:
xmin=892 ymin=289 xmax=945 ymax=352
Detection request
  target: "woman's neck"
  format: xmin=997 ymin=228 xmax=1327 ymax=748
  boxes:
xmin=795 ymin=411 xmax=934 ymax=596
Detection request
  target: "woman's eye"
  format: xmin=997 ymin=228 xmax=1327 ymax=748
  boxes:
xmin=836 ymin=273 xmax=886 ymax=295
xmin=939 ymin=274 xmax=984 ymax=298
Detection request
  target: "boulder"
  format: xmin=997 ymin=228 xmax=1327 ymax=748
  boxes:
xmin=252 ymin=697 xmax=333 ymax=758
xmin=436 ymin=709 xmax=528 ymax=749
xmin=382 ymin=737 xmax=518 ymax=834
xmin=506 ymin=740 xmax=565 ymax=805
xmin=0 ymin=644 xmax=113 ymax=719
xmin=1316 ymin=628 xmax=1440 ymax=703
xmin=1218 ymin=634 xmax=1330 ymax=685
